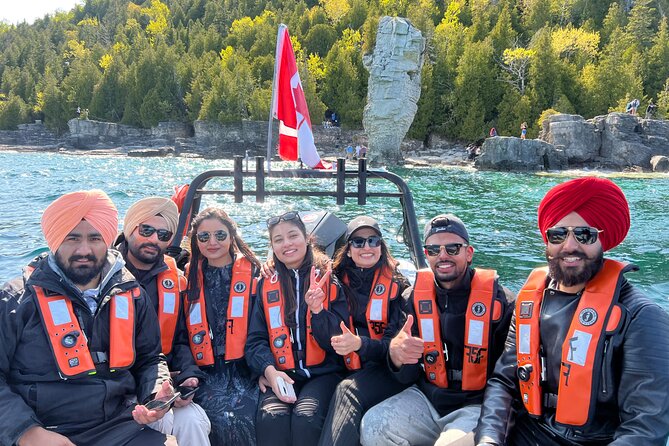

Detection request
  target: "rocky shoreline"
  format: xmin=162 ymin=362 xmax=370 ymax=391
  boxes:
xmin=1 ymin=113 xmax=668 ymax=172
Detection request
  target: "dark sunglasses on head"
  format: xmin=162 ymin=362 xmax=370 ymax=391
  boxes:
xmin=349 ymin=235 xmax=383 ymax=249
xmin=546 ymin=226 xmax=602 ymax=245
xmin=266 ymin=211 xmax=300 ymax=227
xmin=138 ymin=224 xmax=173 ymax=242
xmin=423 ymin=243 xmax=467 ymax=257
xmin=196 ymin=230 xmax=228 ymax=243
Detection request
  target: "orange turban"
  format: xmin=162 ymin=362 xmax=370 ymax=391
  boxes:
xmin=537 ymin=177 xmax=630 ymax=252
xmin=122 ymin=197 xmax=179 ymax=239
xmin=41 ymin=190 xmax=119 ymax=252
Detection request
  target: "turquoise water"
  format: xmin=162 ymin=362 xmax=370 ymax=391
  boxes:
xmin=1 ymin=151 xmax=668 ymax=309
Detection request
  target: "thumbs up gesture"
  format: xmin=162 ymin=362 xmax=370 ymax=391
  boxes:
xmin=331 ymin=321 xmax=362 ymax=355
xmin=389 ymin=314 xmax=424 ymax=369
xmin=305 ymin=266 xmax=331 ymax=314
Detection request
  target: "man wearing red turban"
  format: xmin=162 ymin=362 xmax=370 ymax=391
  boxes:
xmin=0 ymin=190 xmax=178 ymax=446
xmin=476 ymin=177 xmax=669 ymax=446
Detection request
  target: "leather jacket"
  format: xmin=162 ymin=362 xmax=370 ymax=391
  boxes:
xmin=476 ymin=265 xmax=669 ymax=445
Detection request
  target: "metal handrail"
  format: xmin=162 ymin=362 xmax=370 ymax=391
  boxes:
xmin=169 ymin=156 xmax=427 ymax=269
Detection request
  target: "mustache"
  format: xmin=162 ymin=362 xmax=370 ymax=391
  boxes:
xmin=68 ymin=254 xmax=97 ymax=263
xmin=139 ymin=242 xmax=160 ymax=251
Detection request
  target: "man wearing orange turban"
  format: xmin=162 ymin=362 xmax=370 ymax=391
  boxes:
xmin=475 ymin=177 xmax=669 ymax=446
xmin=116 ymin=197 xmax=211 ymax=445
xmin=0 ymin=190 xmax=178 ymax=446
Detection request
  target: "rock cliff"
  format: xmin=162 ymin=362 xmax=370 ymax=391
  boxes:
xmin=362 ymin=16 xmax=425 ymax=166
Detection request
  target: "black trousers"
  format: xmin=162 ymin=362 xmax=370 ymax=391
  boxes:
xmin=256 ymin=373 xmax=343 ymax=446
xmin=318 ymin=363 xmax=409 ymax=446
xmin=67 ymin=407 xmax=170 ymax=446
xmin=507 ymin=415 xmax=611 ymax=446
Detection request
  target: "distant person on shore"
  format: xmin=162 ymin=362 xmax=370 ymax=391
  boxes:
xmin=360 ymin=145 xmax=367 ymax=158
xmin=76 ymin=106 xmax=81 ymax=117
xmin=360 ymin=214 xmax=515 ymax=446
xmin=646 ymin=100 xmax=657 ymax=119
xmin=475 ymin=177 xmax=669 ymax=446
xmin=626 ymin=98 xmax=640 ymax=115
xmin=489 ymin=127 xmax=497 ymax=137
xmin=116 ymin=197 xmax=211 ymax=445
xmin=520 ymin=122 xmax=527 ymax=139
xmin=0 ymin=190 xmax=175 ymax=446
xmin=346 ymin=144 xmax=354 ymax=160
xmin=355 ymin=144 xmax=361 ymax=159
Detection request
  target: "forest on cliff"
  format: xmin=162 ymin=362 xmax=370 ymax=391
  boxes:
xmin=1 ymin=0 xmax=668 ymax=141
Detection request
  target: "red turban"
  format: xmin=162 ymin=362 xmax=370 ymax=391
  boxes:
xmin=537 ymin=177 xmax=630 ymax=251
xmin=41 ymin=190 xmax=119 ymax=252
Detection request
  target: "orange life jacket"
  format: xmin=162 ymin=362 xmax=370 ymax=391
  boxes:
xmin=343 ymin=266 xmax=399 ymax=371
xmin=515 ymin=259 xmax=625 ymax=426
xmin=262 ymin=271 xmax=337 ymax=371
xmin=413 ymin=268 xmax=501 ymax=390
xmin=33 ymin=285 xmax=138 ymax=378
xmin=185 ymin=256 xmax=255 ymax=366
xmin=156 ymin=255 xmax=184 ymax=355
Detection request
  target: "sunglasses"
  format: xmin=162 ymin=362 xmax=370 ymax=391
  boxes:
xmin=546 ymin=226 xmax=603 ymax=245
xmin=138 ymin=224 xmax=173 ymax=242
xmin=349 ymin=236 xmax=383 ymax=249
xmin=423 ymin=243 xmax=467 ymax=257
xmin=266 ymin=211 xmax=300 ymax=227
xmin=196 ymin=230 xmax=228 ymax=243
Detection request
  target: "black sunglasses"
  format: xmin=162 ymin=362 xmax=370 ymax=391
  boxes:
xmin=423 ymin=243 xmax=467 ymax=257
xmin=266 ymin=211 xmax=300 ymax=227
xmin=349 ymin=236 xmax=383 ymax=249
xmin=546 ymin=226 xmax=602 ymax=245
xmin=138 ymin=224 xmax=173 ymax=242
xmin=196 ymin=230 xmax=228 ymax=243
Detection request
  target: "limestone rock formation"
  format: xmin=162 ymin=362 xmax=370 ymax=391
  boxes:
xmin=539 ymin=114 xmax=600 ymax=163
xmin=363 ymin=16 xmax=425 ymax=166
xmin=650 ymin=155 xmax=669 ymax=172
xmin=475 ymin=137 xmax=567 ymax=171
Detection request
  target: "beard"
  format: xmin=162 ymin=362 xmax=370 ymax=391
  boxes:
xmin=55 ymin=251 xmax=106 ymax=286
xmin=547 ymin=248 xmax=604 ymax=288
xmin=433 ymin=260 xmax=465 ymax=284
xmin=128 ymin=241 xmax=163 ymax=265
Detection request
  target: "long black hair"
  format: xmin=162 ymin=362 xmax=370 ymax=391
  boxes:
xmin=186 ymin=207 xmax=260 ymax=303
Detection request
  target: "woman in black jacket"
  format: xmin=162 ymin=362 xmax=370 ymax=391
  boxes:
xmin=318 ymin=216 xmax=410 ymax=446
xmin=245 ymin=211 xmax=348 ymax=446
xmin=185 ymin=207 xmax=261 ymax=446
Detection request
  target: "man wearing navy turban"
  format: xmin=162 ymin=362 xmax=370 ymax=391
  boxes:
xmin=475 ymin=177 xmax=669 ymax=446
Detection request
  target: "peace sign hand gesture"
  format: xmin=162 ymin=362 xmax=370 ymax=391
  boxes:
xmin=305 ymin=266 xmax=331 ymax=314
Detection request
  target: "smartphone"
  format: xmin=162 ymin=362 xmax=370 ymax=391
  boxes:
xmin=177 ymin=385 xmax=199 ymax=399
xmin=276 ymin=376 xmax=296 ymax=399
xmin=144 ymin=392 xmax=181 ymax=411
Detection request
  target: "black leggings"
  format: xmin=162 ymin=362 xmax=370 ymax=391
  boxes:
xmin=317 ymin=363 xmax=409 ymax=446
xmin=256 ymin=373 xmax=342 ymax=446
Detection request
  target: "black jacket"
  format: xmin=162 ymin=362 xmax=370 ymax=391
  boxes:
xmin=338 ymin=264 xmax=410 ymax=365
xmin=0 ymin=252 xmax=170 ymax=445
xmin=475 ymin=265 xmax=669 ymax=445
xmin=245 ymin=264 xmax=347 ymax=381
xmin=118 ymin=240 xmax=205 ymax=385
xmin=392 ymin=268 xmax=515 ymax=416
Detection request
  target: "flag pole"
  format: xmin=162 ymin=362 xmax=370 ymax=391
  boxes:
xmin=267 ymin=25 xmax=285 ymax=173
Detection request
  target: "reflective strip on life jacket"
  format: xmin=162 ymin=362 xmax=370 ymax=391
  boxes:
xmin=344 ymin=267 xmax=398 ymax=371
xmin=185 ymin=257 xmax=255 ymax=366
xmin=34 ymin=286 xmax=137 ymax=378
xmin=516 ymin=259 xmax=626 ymax=426
xmin=156 ymin=255 xmax=181 ymax=355
xmin=225 ymin=257 xmax=254 ymax=361
xmin=413 ymin=268 xmax=498 ymax=390
xmin=262 ymin=272 xmax=333 ymax=371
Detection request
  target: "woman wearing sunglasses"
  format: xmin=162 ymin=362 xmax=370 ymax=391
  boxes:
xmin=318 ymin=216 xmax=411 ymax=446
xmin=183 ymin=207 xmax=261 ymax=446
xmin=245 ymin=211 xmax=348 ymax=446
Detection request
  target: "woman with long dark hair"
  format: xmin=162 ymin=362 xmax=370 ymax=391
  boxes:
xmin=245 ymin=211 xmax=348 ymax=446
xmin=184 ymin=207 xmax=261 ymax=446
xmin=318 ymin=216 xmax=411 ymax=446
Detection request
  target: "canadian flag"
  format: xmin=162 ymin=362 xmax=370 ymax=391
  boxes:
xmin=272 ymin=25 xmax=330 ymax=169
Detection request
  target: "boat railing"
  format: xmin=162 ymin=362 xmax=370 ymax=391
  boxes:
xmin=170 ymin=156 xmax=427 ymax=269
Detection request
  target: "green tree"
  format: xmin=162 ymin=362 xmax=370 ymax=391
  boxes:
xmin=0 ymin=95 xmax=31 ymax=130
xmin=304 ymin=24 xmax=337 ymax=57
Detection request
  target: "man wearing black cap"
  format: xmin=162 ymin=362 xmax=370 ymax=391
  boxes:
xmin=360 ymin=214 xmax=515 ymax=446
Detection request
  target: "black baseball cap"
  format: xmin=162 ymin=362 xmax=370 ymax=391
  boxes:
xmin=424 ymin=214 xmax=469 ymax=244
xmin=346 ymin=216 xmax=382 ymax=240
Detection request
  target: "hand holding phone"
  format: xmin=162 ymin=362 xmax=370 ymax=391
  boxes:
xmin=276 ymin=376 xmax=296 ymax=400
xmin=144 ymin=392 xmax=181 ymax=411
xmin=177 ymin=385 xmax=199 ymax=399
